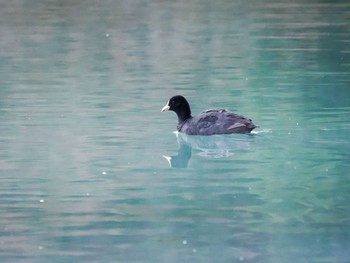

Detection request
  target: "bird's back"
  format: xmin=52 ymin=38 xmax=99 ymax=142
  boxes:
xmin=180 ymin=109 xmax=256 ymax=135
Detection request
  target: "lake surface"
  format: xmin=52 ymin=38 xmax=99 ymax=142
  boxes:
xmin=1 ymin=0 xmax=350 ymax=262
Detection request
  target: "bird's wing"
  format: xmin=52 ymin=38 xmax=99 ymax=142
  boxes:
xmin=197 ymin=109 xmax=255 ymax=135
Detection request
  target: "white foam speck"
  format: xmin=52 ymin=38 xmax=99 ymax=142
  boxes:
xmin=252 ymin=129 xmax=272 ymax=134
xmin=102 ymin=171 xmax=106 ymax=175
xmin=182 ymin=240 xmax=187 ymax=245
xmin=39 ymin=199 xmax=45 ymax=203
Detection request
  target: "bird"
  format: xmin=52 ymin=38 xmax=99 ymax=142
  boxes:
xmin=161 ymin=95 xmax=257 ymax=135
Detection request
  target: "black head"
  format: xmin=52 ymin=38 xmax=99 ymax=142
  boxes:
xmin=161 ymin=95 xmax=192 ymax=121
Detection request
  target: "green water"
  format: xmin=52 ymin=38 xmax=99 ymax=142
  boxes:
xmin=1 ymin=1 xmax=350 ymax=262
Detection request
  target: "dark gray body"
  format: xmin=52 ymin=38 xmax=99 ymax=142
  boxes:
xmin=178 ymin=109 xmax=256 ymax=135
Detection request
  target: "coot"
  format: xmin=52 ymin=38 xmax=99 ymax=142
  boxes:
xmin=161 ymin=95 xmax=257 ymax=135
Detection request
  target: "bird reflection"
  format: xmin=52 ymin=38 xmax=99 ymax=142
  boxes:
xmin=163 ymin=132 xmax=254 ymax=168
xmin=163 ymin=142 xmax=192 ymax=168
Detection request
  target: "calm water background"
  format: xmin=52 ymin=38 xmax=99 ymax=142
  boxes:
xmin=1 ymin=0 xmax=350 ymax=262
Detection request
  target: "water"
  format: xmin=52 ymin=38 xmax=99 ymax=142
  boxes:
xmin=1 ymin=0 xmax=350 ymax=262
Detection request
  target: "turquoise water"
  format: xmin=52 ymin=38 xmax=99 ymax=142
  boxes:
xmin=1 ymin=1 xmax=350 ymax=262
